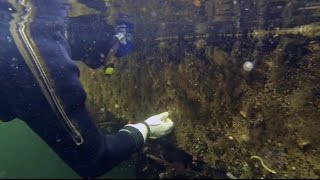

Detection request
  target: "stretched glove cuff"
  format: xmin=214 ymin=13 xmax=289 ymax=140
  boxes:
xmin=124 ymin=123 xmax=148 ymax=142
xmin=140 ymin=122 xmax=151 ymax=139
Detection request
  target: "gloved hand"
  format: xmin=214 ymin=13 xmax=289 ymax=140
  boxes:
xmin=114 ymin=14 xmax=134 ymax=57
xmin=125 ymin=112 xmax=174 ymax=142
xmin=144 ymin=112 xmax=174 ymax=139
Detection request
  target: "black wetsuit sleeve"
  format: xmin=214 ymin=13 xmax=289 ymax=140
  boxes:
xmin=27 ymin=20 xmax=143 ymax=178
xmin=0 ymin=0 xmax=143 ymax=178
xmin=67 ymin=14 xmax=117 ymax=69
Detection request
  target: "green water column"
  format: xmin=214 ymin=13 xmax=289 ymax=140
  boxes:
xmin=0 ymin=119 xmax=135 ymax=179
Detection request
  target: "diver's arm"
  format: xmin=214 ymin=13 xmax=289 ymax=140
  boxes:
xmin=66 ymin=13 xmax=134 ymax=68
xmin=66 ymin=14 xmax=116 ymax=69
xmin=25 ymin=20 xmax=144 ymax=180
xmin=1 ymin=0 xmax=142 ymax=178
xmin=49 ymin=42 xmax=143 ymax=179
xmin=35 ymin=43 xmax=144 ymax=178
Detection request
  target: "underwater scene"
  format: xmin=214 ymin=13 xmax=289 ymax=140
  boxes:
xmin=79 ymin=0 xmax=320 ymax=179
xmin=0 ymin=0 xmax=320 ymax=179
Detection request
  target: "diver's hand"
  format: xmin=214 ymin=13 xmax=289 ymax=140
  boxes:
xmin=114 ymin=22 xmax=134 ymax=57
xmin=124 ymin=112 xmax=174 ymax=142
xmin=144 ymin=112 xmax=174 ymax=139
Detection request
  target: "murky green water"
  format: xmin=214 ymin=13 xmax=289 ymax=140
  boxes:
xmin=0 ymin=119 xmax=135 ymax=179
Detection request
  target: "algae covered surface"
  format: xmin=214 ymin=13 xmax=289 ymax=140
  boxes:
xmin=77 ymin=0 xmax=320 ymax=179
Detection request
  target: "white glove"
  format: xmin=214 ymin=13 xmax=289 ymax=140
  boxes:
xmin=144 ymin=112 xmax=174 ymax=139
xmin=125 ymin=112 xmax=174 ymax=142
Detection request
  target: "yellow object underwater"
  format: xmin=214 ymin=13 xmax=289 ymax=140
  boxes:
xmin=250 ymin=155 xmax=277 ymax=174
xmin=192 ymin=0 xmax=201 ymax=7
xmin=104 ymin=67 xmax=114 ymax=75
